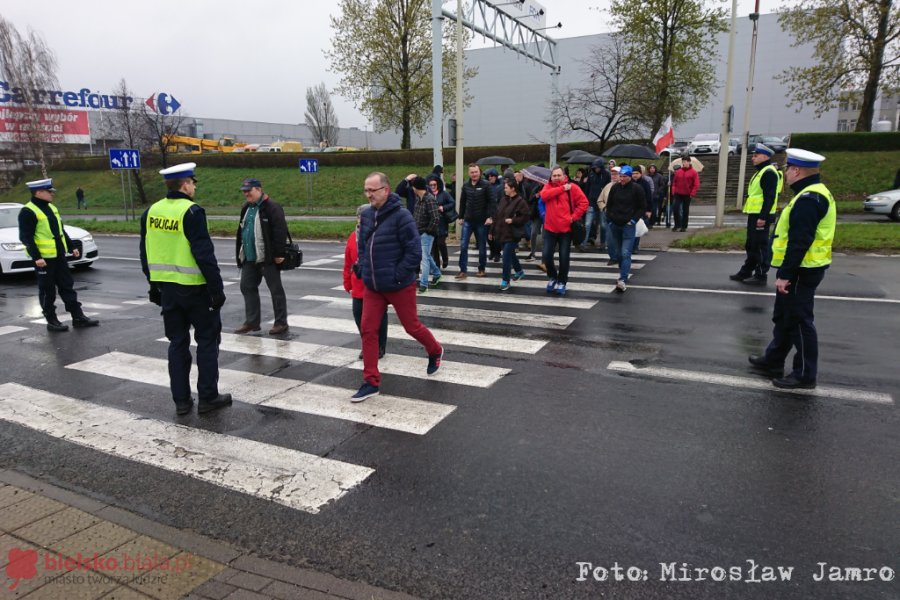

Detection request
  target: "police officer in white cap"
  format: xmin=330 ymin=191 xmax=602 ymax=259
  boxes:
xmin=730 ymin=143 xmax=783 ymax=285
xmin=18 ymin=178 xmax=100 ymax=332
xmin=749 ymin=149 xmax=835 ymax=389
xmin=139 ymin=163 xmax=231 ymax=415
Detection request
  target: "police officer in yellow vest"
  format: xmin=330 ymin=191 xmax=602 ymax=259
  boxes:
xmin=139 ymin=163 xmax=231 ymax=416
xmin=730 ymin=143 xmax=783 ymax=285
xmin=18 ymin=178 xmax=100 ymax=332
xmin=749 ymin=149 xmax=835 ymax=390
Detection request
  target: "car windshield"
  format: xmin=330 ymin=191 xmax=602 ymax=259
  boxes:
xmin=0 ymin=207 xmax=20 ymax=228
xmin=694 ymin=134 xmax=718 ymax=141
xmin=763 ymin=137 xmax=783 ymax=143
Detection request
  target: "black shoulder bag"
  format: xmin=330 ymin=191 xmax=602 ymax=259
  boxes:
xmin=280 ymin=231 xmax=303 ymax=270
xmin=568 ymin=191 xmax=586 ymax=242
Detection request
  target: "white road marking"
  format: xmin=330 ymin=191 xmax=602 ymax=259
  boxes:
xmin=0 ymin=382 xmax=374 ymax=514
xmin=625 ymin=284 xmax=900 ymax=304
xmin=123 ymin=299 xmax=151 ymax=305
xmin=212 ymin=334 xmax=510 ymax=388
xmin=326 ymin=286 xmax=596 ymax=309
xmin=460 ymin=251 xmax=655 ymax=262
xmin=302 ymin=258 xmax=339 ymax=267
xmin=65 ymin=352 xmax=455 ymax=434
xmin=556 ymin=260 xmax=644 ymax=270
xmin=438 ymin=276 xmax=616 ymax=294
xmin=300 ymin=295 xmax=574 ymax=329
xmin=99 ymin=256 xmax=141 ymax=261
xmin=79 ymin=302 xmax=121 ymax=311
xmin=29 ymin=312 xmax=99 ymax=325
xmin=222 ymin=281 xmax=237 ymax=287
xmin=607 ymin=361 xmax=894 ymax=405
xmin=289 ymin=312 xmax=547 ymax=354
xmin=0 ymin=326 xmax=27 ymax=337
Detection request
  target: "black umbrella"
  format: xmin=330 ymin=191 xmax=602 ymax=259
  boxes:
xmin=560 ymin=149 xmax=582 ymax=161
xmin=603 ymin=144 xmax=659 ymax=159
xmin=520 ymin=165 xmax=551 ymax=185
xmin=564 ymin=150 xmax=601 ymax=164
xmin=475 ymin=155 xmax=515 ymax=166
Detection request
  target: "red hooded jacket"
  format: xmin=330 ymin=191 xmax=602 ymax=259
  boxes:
xmin=539 ymin=177 xmax=589 ymax=234
xmin=672 ymin=165 xmax=700 ymax=197
xmin=343 ymin=229 xmax=365 ymax=299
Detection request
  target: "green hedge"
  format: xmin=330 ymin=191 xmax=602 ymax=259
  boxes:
xmin=789 ymin=131 xmax=900 ymax=152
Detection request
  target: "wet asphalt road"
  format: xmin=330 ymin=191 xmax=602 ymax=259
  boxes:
xmin=0 ymin=236 xmax=897 ymax=600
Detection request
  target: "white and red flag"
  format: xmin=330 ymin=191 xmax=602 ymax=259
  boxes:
xmin=653 ymin=115 xmax=674 ymax=154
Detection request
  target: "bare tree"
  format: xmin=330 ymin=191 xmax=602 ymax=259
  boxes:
xmin=551 ymin=36 xmax=643 ymax=149
xmin=140 ymin=100 xmax=188 ymax=169
xmin=305 ymin=83 xmax=339 ymax=147
xmin=98 ymin=79 xmax=152 ymax=205
xmin=0 ymin=16 xmax=59 ymax=177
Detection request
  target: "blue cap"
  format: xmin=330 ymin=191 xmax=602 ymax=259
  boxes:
xmin=159 ymin=162 xmax=197 ymax=180
xmin=240 ymin=177 xmax=262 ymax=191
xmin=786 ymin=149 xmax=825 ymax=168
xmin=619 ymin=165 xmax=633 ymax=177
xmin=752 ymin=143 xmax=773 ymax=157
xmin=26 ymin=178 xmax=56 ymax=191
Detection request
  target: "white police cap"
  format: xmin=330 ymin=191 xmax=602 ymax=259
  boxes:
xmin=159 ymin=162 xmax=197 ymax=180
xmin=26 ymin=178 xmax=56 ymax=192
xmin=752 ymin=143 xmax=774 ymax=157
xmin=785 ymin=149 xmax=825 ymax=169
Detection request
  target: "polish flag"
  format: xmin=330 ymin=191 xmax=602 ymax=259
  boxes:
xmin=653 ymin=115 xmax=674 ymax=154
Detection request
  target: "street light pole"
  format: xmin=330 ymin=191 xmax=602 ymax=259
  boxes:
xmin=454 ymin=0 xmax=464 ymax=214
xmin=735 ymin=2 xmax=760 ymax=210
xmin=715 ymin=0 xmax=738 ymax=227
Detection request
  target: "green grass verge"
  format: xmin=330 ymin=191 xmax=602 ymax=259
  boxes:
xmin=66 ymin=218 xmax=356 ymax=240
xmin=671 ymin=223 xmax=900 ymax=252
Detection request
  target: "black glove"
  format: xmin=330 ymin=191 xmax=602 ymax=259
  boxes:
xmin=210 ymin=291 xmax=226 ymax=311
xmin=352 ymin=263 xmax=361 ymax=277
xmin=148 ymin=285 xmax=162 ymax=306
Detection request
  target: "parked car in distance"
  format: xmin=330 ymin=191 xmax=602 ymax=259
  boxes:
xmin=255 ymin=145 xmax=282 ymax=153
xmin=0 ymin=203 xmax=99 ymax=274
xmin=729 ymin=137 xmax=742 ymax=154
xmin=22 ymin=160 xmax=39 ymax=168
xmin=863 ymin=189 xmax=900 ymax=222
xmin=748 ymin=135 xmax=788 ymax=154
xmin=687 ymin=134 xmax=738 ymax=155
xmin=661 ymin=140 xmax=690 ymax=156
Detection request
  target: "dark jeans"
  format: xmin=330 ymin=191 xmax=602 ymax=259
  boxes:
xmin=431 ymin=234 xmax=449 ymax=269
xmin=240 ymin=262 xmax=287 ymax=326
xmin=352 ymin=297 xmax=388 ymax=353
xmin=763 ymin=267 xmax=826 ymax=383
xmin=501 ymin=241 xmax=523 ymax=282
xmin=541 ymin=230 xmax=573 ymax=284
xmin=35 ymin=257 xmax=82 ymax=316
xmin=159 ymin=283 xmax=222 ymax=403
xmin=672 ymin=194 xmax=692 ymax=229
xmin=607 ymin=221 xmax=636 ymax=282
xmin=737 ymin=215 xmax=772 ymax=279
xmin=459 ymin=220 xmax=487 ymax=274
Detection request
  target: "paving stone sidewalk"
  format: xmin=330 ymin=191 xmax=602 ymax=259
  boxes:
xmin=0 ymin=470 xmax=418 ymax=600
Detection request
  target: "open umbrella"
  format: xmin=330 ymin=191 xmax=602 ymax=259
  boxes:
xmin=475 ymin=155 xmax=515 ymax=166
xmin=520 ymin=165 xmax=551 ymax=185
xmin=564 ymin=150 xmax=601 ymax=164
xmin=560 ymin=149 xmax=585 ymax=161
xmin=603 ymin=144 xmax=659 ymax=159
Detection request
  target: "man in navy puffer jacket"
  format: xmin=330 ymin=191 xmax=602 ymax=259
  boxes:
xmin=354 ymin=172 xmax=444 ymax=402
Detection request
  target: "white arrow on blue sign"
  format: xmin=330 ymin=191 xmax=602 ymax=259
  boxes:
xmin=109 ymin=148 xmax=141 ymax=170
xmin=299 ymin=159 xmax=319 ymax=173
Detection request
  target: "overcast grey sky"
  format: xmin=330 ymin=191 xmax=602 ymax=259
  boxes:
xmin=2 ymin=0 xmax=781 ymax=130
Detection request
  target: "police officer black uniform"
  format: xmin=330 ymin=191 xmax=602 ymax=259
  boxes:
xmin=139 ymin=163 xmax=232 ymax=415
xmin=730 ymin=143 xmax=783 ymax=285
xmin=18 ymin=178 xmax=100 ymax=332
xmin=748 ymin=149 xmax=835 ymax=389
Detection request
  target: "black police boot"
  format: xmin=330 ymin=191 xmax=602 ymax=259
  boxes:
xmin=71 ymin=312 xmax=100 ymax=328
xmin=748 ymin=354 xmax=783 ymax=377
xmin=44 ymin=311 xmax=69 ymax=332
xmin=198 ymin=393 xmax=233 ymax=414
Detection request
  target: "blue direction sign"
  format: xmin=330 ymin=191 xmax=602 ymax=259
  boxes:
xmin=299 ymin=159 xmax=318 ymax=173
xmin=109 ymin=148 xmax=141 ymax=170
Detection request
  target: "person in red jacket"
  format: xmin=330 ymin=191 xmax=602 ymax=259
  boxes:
xmin=671 ymin=156 xmax=700 ymax=231
xmin=539 ymin=166 xmax=589 ymax=296
xmin=343 ymin=204 xmax=388 ymax=359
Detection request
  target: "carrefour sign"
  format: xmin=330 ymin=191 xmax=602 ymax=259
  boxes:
xmin=0 ymin=82 xmax=181 ymax=114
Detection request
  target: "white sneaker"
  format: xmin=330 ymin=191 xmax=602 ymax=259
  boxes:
xmin=615 ymin=279 xmax=626 ymax=293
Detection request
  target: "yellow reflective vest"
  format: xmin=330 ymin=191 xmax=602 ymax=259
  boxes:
xmin=23 ymin=201 xmax=68 ymax=259
xmin=145 ymin=198 xmax=206 ymax=285
xmin=771 ymin=183 xmax=835 ymax=268
xmin=743 ymin=164 xmax=783 ymax=214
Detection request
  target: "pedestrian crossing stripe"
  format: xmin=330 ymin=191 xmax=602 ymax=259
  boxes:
xmin=208 ymin=333 xmax=509 ymax=387
xmin=438 ymin=276 xmax=616 ymax=294
xmin=564 ymin=260 xmax=644 ymax=270
xmin=607 ymin=361 xmax=894 ymax=405
xmin=28 ymin=313 xmax=99 ymax=325
xmin=542 ymin=253 xmax=655 ymax=262
xmin=66 ymin=352 xmax=457 ymax=434
xmin=304 ymin=264 xmax=623 ymax=282
xmin=300 ymin=295 xmax=575 ymax=330
xmin=79 ymin=302 xmax=121 ymax=311
xmin=123 ymin=299 xmax=151 ymax=305
xmin=302 ymin=258 xmax=339 ymax=267
xmin=0 ymin=326 xmax=27 ymax=337
xmin=289 ymin=313 xmax=547 ymax=355
xmin=0 ymin=382 xmax=374 ymax=514
xmin=327 ymin=285 xmax=597 ymax=310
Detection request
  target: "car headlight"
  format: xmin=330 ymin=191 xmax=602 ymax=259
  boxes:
xmin=1 ymin=242 xmax=26 ymax=251
xmin=866 ymin=196 xmax=889 ymax=203
xmin=80 ymin=234 xmax=94 ymax=243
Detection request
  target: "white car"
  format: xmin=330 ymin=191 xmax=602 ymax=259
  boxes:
xmin=863 ymin=189 xmax=900 ymax=222
xmin=687 ymin=133 xmax=738 ymax=156
xmin=0 ymin=202 xmax=99 ymax=274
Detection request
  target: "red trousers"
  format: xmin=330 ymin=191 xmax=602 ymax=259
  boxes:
xmin=361 ymin=283 xmax=441 ymax=387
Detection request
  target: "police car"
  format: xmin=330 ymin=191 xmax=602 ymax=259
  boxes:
xmin=0 ymin=203 xmax=99 ymax=274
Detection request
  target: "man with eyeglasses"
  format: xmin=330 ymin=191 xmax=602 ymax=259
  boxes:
xmin=353 ymin=172 xmax=444 ymax=402
xmin=233 ymin=177 xmax=289 ymax=335
xmin=18 ymin=178 xmax=99 ymax=332
xmin=748 ymin=149 xmax=834 ymax=390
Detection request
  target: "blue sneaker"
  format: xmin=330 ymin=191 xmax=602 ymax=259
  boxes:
xmin=351 ymin=382 xmax=380 ymax=402
xmin=427 ymin=348 xmax=444 ymax=375
xmin=512 ymin=271 xmax=525 ymax=281
xmin=546 ymin=279 xmax=557 ymax=292
xmin=499 ymin=280 xmax=510 ymax=291
xmin=556 ymin=282 xmax=567 ymax=296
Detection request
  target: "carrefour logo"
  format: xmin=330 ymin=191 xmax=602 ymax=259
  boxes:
xmin=0 ymin=82 xmax=180 ymax=114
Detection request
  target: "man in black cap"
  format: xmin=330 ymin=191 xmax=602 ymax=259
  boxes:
xmin=234 ymin=177 xmax=289 ymax=335
xmin=18 ymin=178 xmax=99 ymax=332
